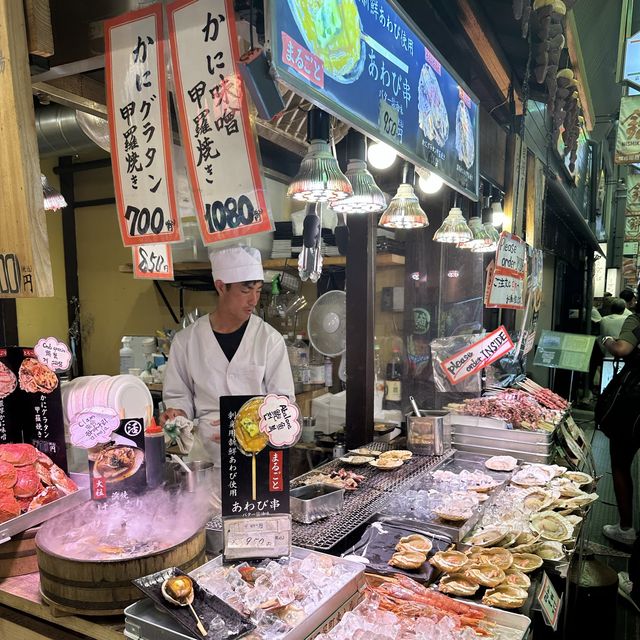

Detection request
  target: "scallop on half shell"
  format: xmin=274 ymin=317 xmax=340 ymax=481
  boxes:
xmin=464 ymin=563 xmax=506 ymax=587
xmin=563 ymin=471 xmax=594 ymax=486
xmin=439 ymin=574 xmax=479 ymax=596
xmin=464 ymin=527 xmax=507 ymax=547
xmin=530 ymin=510 xmax=574 ymax=541
xmin=429 ymin=550 xmax=469 ymax=573
xmin=532 ymin=541 xmax=565 ymax=561
xmin=503 ymin=570 xmax=531 ymax=588
xmin=472 ymin=547 xmax=514 ymax=571
xmin=482 ymin=585 xmax=528 ymax=609
xmin=523 ymin=488 xmax=558 ymax=512
xmin=484 ymin=455 xmax=518 ymax=472
xmin=511 ymin=552 xmax=544 ymax=573
xmin=396 ymin=534 xmax=433 ymax=555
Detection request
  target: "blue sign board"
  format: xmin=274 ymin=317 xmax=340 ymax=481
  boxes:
xmin=269 ymin=0 xmax=480 ymax=200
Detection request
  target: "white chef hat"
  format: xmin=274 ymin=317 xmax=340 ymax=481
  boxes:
xmin=208 ymin=245 xmax=264 ymax=284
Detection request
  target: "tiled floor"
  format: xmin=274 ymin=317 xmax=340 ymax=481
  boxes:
xmin=575 ymin=410 xmax=640 ymax=639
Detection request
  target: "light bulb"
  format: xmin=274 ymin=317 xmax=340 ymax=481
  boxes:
xmin=491 ymin=201 xmax=505 ymax=227
xmin=418 ymin=172 xmax=444 ymax=194
xmin=367 ymin=142 xmax=397 ymax=170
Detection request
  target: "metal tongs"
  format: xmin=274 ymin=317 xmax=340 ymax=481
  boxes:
xmin=298 ymin=203 xmax=323 ymax=282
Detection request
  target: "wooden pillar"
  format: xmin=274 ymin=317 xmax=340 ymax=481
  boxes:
xmin=0 ymin=0 xmax=53 ymax=298
xmin=503 ymin=132 xmax=527 ymax=237
xmin=525 ymin=151 xmax=545 ymax=248
xmin=345 ymin=214 xmax=375 ymax=449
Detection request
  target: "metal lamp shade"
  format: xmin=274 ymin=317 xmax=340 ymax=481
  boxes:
xmin=378 ymin=183 xmax=428 ymax=229
xmin=433 ymin=207 xmax=473 ymax=243
xmin=331 ymin=160 xmax=386 ymax=214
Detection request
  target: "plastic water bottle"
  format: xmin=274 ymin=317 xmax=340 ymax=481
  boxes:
xmin=119 ymin=338 xmax=134 ymax=375
xmin=374 ymin=342 xmax=385 ymax=416
xmin=324 ymin=357 xmax=333 ymax=388
xmin=298 ymin=352 xmax=311 ymax=385
xmin=292 ymin=334 xmax=309 ymax=382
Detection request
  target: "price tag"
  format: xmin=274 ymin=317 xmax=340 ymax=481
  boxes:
xmin=34 ymin=337 xmax=72 ymax=372
xmin=258 ymin=394 xmax=301 ymax=448
xmin=70 ymin=406 xmax=120 ymax=448
xmin=536 ymin=571 xmax=562 ymax=631
xmin=133 ymin=243 xmax=174 ymax=280
xmin=378 ymin=99 xmax=400 ymax=141
xmin=223 ymin=514 xmax=291 ymax=560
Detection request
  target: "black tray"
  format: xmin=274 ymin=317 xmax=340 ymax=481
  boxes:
xmin=132 ymin=567 xmax=254 ymax=640
xmin=343 ymin=519 xmax=453 ymax=584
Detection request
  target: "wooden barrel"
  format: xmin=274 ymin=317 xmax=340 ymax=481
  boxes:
xmin=36 ymin=528 xmax=205 ymax=616
xmin=0 ymin=527 xmax=39 ymax=578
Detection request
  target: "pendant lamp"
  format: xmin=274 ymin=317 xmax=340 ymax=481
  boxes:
xmin=378 ymin=162 xmax=429 ymax=229
xmin=481 ymin=222 xmax=500 ymax=251
xmin=433 ymin=197 xmax=473 ymax=243
xmin=331 ymin=131 xmax=386 ymax=214
xmin=459 ymin=217 xmax=490 ymax=251
xmin=287 ymin=108 xmax=352 ymax=202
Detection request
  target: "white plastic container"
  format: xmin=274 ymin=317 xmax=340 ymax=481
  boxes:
xmin=119 ymin=338 xmax=134 ymax=375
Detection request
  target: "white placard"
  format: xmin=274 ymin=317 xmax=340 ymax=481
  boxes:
xmin=105 ymin=5 xmax=181 ymax=246
xmin=495 ymin=231 xmax=527 ymax=276
xmin=168 ymin=0 xmax=272 ymax=244
xmin=615 ymin=95 xmax=640 ymax=164
xmin=486 ymin=269 xmax=526 ymax=309
xmin=223 ymin=514 xmax=291 ymax=560
xmin=70 ymin=407 xmax=120 ymax=448
xmin=133 ymin=243 xmax=174 ymax=280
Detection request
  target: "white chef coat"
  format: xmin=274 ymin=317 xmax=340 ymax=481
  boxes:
xmin=163 ymin=314 xmax=295 ymax=463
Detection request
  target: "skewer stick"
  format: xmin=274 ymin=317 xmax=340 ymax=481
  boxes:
xmin=252 ymin=454 xmax=257 ymax=501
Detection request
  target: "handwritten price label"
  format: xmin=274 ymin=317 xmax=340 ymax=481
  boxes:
xmin=379 ymin=98 xmax=400 ymax=141
xmin=536 ymin=571 xmax=562 ymax=631
xmin=133 ymin=243 xmax=174 ymax=280
xmin=258 ymin=394 xmax=301 ymax=448
xmin=223 ymin=514 xmax=291 ymax=560
xmin=34 ymin=337 xmax=72 ymax=372
xmin=70 ymin=406 xmax=120 ymax=448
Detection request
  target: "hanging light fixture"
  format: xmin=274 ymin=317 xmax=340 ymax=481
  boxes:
xmin=287 ymin=108 xmax=352 ymax=202
xmin=331 ymin=131 xmax=386 ymax=214
xmin=416 ymin=167 xmax=444 ymax=194
xmin=459 ymin=217 xmax=490 ymax=251
xmin=367 ymin=141 xmax=397 ymax=170
xmin=481 ymin=222 xmax=500 ymax=251
xmin=433 ymin=196 xmax=473 ymax=243
xmin=490 ymin=189 xmax=505 ymax=227
xmin=41 ymin=174 xmax=67 ymax=211
xmin=379 ymin=162 xmax=429 ymax=229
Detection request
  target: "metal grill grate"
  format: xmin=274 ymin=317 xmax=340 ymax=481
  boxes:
xmin=291 ymin=446 xmax=454 ymax=551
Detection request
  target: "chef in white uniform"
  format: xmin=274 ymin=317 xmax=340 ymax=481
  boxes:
xmin=160 ymin=245 xmax=295 ymax=463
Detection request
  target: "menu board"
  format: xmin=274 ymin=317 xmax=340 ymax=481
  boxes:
xmin=533 ymin=331 xmax=596 ymax=373
xmin=270 ymin=0 xmax=479 ymax=200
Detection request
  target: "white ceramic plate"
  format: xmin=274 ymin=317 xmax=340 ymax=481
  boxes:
xmin=107 ymin=375 xmax=152 ymax=420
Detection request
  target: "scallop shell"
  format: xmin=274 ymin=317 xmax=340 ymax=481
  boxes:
xmin=484 ymin=455 xmax=518 ymax=472
xmin=434 ymin=505 xmax=473 ymax=522
xmin=397 ymin=534 xmax=433 ymax=555
xmin=464 ymin=563 xmax=506 ymax=587
xmin=512 ymin=466 xmax=553 ymax=487
xmin=482 ymin=585 xmax=528 ymax=609
xmin=439 ymin=575 xmax=479 ymax=596
xmin=563 ymin=471 xmax=593 ymax=486
xmin=564 ymin=514 xmax=583 ymax=527
xmin=429 ymin=550 xmax=469 ymax=573
xmin=530 ymin=511 xmax=574 ymax=541
xmin=380 ymin=449 xmax=412 ymax=461
xmin=561 ymin=493 xmax=598 ymax=509
xmin=549 ymin=478 xmax=584 ymax=497
xmin=478 ymin=547 xmax=514 ymax=571
xmin=388 ymin=550 xmax=427 ymax=570
xmin=514 ymin=531 xmax=540 ymax=547
xmin=511 ymin=553 xmax=544 ymax=573
xmin=464 ymin=527 xmax=507 ymax=547
xmin=495 ymin=531 xmax=519 ymax=548
xmin=523 ymin=488 xmax=558 ymax=512
xmin=532 ymin=541 xmax=565 ymax=561
xmin=503 ymin=570 xmax=531 ymax=588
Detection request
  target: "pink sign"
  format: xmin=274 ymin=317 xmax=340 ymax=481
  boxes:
xmin=34 ymin=337 xmax=72 ymax=372
xmin=258 ymin=394 xmax=301 ymax=448
xmin=281 ymin=31 xmax=324 ymax=88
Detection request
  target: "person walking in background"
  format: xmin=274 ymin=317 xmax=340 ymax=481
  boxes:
xmin=599 ymin=298 xmax=629 ymax=354
xmin=620 ymin=289 xmax=636 ymax=315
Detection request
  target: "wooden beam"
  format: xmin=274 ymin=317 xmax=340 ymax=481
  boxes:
xmin=32 ymin=75 xmax=107 ymax=118
xmin=525 ymin=151 xmax=545 ymax=248
xmin=0 ymin=0 xmax=53 ymax=298
xmin=565 ymin=12 xmax=595 ymax=132
xmin=454 ymin=0 xmax=522 ymax=114
xmin=23 ymin=0 xmax=53 ymax=57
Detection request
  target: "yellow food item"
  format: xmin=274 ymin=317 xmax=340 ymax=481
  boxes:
xmin=235 ymin=398 xmax=269 ymax=455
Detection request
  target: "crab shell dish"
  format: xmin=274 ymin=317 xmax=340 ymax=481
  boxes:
xmin=439 ymin=574 xmax=479 ymax=597
xmin=510 ymin=553 xmax=544 ymax=573
xmin=530 ymin=511 xmax=574 ymax=541
xmin=464 ymin=563 xmax=506 ymax=588
xmin=429 ymin=550 xmax=469 ymax=573
xmin=482 ymin=585 xmax=528 ymax=609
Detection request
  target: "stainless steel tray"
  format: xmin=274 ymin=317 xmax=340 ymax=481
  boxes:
xmin=290 ymin=484 xmax=344 ymax=524
xmin=125 ymin=547 xmax=366 ymax=640
xmin=451 ymin=441 xmax=554 ymax=464
xmin=0 ymin=486 xmax=90 ymax=542
xmin=452 ymin=432 xmax=553 ymax=454
xmin=452 ymin=417 xmax=554 ymax=443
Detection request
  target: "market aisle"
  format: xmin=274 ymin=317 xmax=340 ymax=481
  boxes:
xmin=577 ymin=411 xmax=640 ymax=639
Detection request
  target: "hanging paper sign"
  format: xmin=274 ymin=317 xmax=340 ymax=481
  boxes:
xmin=440 ymin=326 xmax=514 ymax=385
xmin=258 ymin=394 xmax=301 ymax=448
xmin=615 ymin=95 xmax=640 ymax=164
xmin=486 ymin=269 xmax=526 ymax=309
xmin=70 ymin=407 xmax=120 ymax=448
xmin=495 ymin=232 xmax=527 ymax=277
xmin=34 ymin=337 xmax=72 ymax=372
xmin=168 ymin=0 xmax=272 ymax=244
xmin=626 ymin=174 xmax=640 ymax=214
xmin=105 ymin=5 xmax=181 ymax=247
xmin=379 ymin=98 xmax=400 ymax=142
xmin=133 ymin=243 xmax=174 ymax=280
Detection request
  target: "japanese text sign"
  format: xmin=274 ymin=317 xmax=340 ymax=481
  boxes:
xmin=105 ymin=5 xmax=181 ymax=246
xmin=495 ymin=232 xmax=526 ymax=277
xmin=133 ymin=243 xmax=174 ymax=280
xmin=485 ymin=266 xmax=526 ymax=310
xmin=70 ymin=407 xmax=120 ymax=449
xmin=168 ymin=0 xmax=272 ymax=244
xmin=258 ymin=394 xmax=301 ymax=448
xmin=440 ymin=326 xmax=514 ymax=385
xmin=615 ymin=96 xmax=640 ymax=164
xmin=223 ymin=514 xmax=291 ymax=560
xmin=271 ymin=0 xmax=479 ymax=199
xmin=34 ymin=337 xmax=72 ymax=372
xmin=536 ymin=571 xmax=562 ymax=631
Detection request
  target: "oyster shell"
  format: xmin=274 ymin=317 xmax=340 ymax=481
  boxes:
xmin=563 ymin=471 xmax=593 ymax=486
xmin=434 ymin=504 xmax=473 ymax=522
xmin=464 ymin=527 xmax=507 ymax=547
xmin=484 ymin=455 xmax=518 ymax=472
xmin=530 ymin=511 xmax=574 ymax=541
xmin=532 ymin=541 xmax=565 ymax=561
xmin=482 ymin=585 xmax=528 ymax=609
xmin=511 ymin=553 xmax=544 ymax=573
xmin=429 ymin=550 xmax=469 ymax=573
xmin=503 ymin=570 xmax=531 ymax=588
xmin=388 ymin=550 xmax=426 ymax=570
xmin=512 ymin=466 xmax=554 ymax=487
xmin=439 ymin=575 xmax=479 ymax=596
xmin=396 ymin=534 xmax=433 ymax=555
xmin=549 ymin=478 xmax=584 ymax=497
xmin=523 ymin=488 xmax=557 ymax=512
xmin=464 ymin=563 xmax=506 ymax=587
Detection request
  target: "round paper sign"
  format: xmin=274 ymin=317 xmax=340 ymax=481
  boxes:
xmin=34 ymin=337 xmax=72 ymax=372
xmin=258 ymin=394 xmax=301 ymax=448
xmin=70 ymin=406 xmax=120 ymax=449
